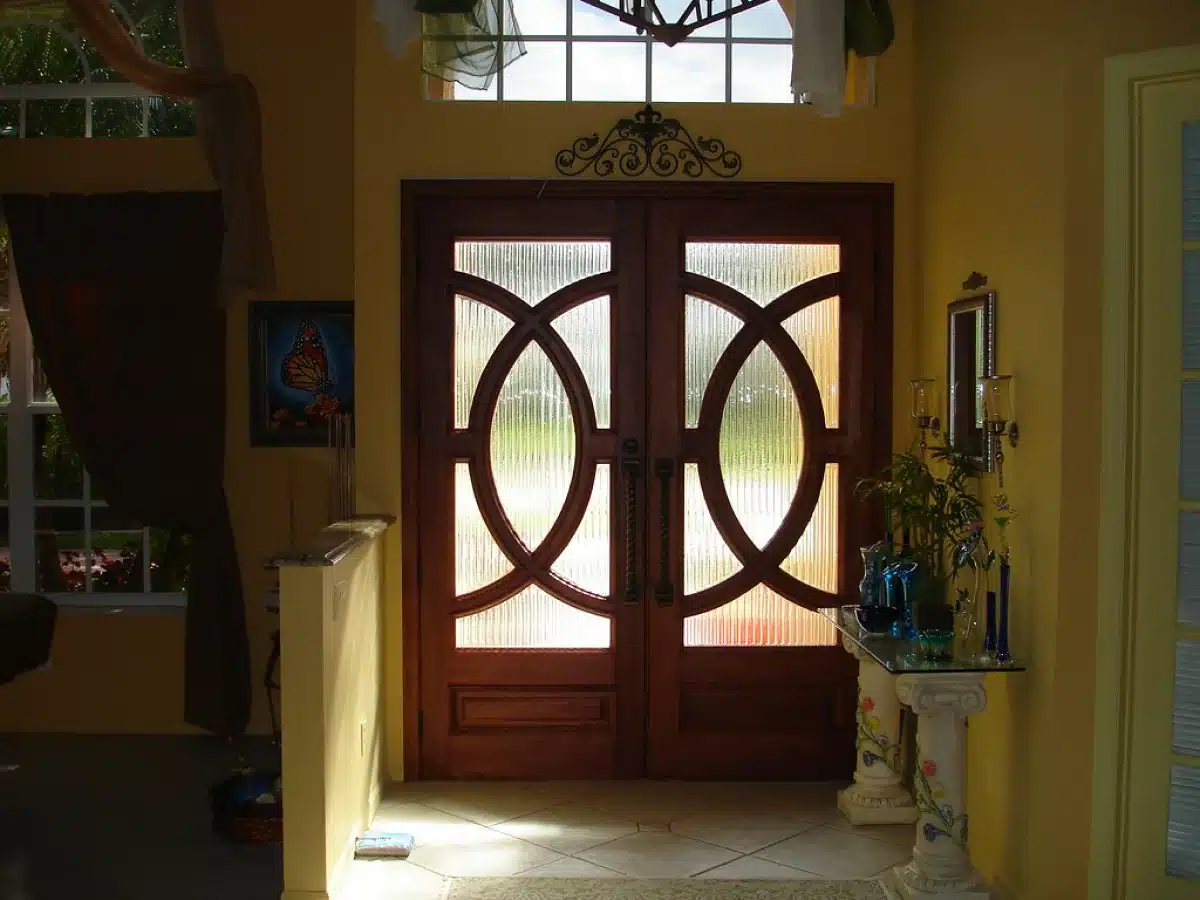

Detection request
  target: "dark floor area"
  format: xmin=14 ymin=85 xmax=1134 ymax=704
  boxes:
xmin=0 ymin=735 xmax=282 ymax=900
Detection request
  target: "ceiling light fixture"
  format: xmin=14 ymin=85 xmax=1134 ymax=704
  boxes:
xmin=575 ymin=0 xmax=774 ymax=46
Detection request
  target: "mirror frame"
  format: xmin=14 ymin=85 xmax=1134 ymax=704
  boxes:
xmin=946 ymin=285 xmax=997 ymax=472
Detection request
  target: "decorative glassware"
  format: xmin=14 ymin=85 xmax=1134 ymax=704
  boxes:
xmin=997 ymin=561 xmax=1012 ymax=663
xmin=983 ymin=590 xmax=997 ymax=659
xmin=859 ymin=542 xmax=887 ymax=608
xmin=910 ymin=377 xmax=937 ymax=420
xmin=981 ymin=375 xmax=1013 ymax=428
xmin=917 ymin=629 xmax=955 ymax=660
xmin=885 ymin=558 xmax=920 ymax=639
xmin=952 ymin=530 xmax=988 ymax=661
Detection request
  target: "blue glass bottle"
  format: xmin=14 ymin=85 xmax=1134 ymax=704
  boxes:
xmin=983 ymin=590 xmax=997 ymax=658
xmin=997 ymin=562 xmax=1012 ymax=663
xmin=884 ymin=559 xmax=918 ymax=639
xmin=859 ymin=543 xmax=885 ymax=608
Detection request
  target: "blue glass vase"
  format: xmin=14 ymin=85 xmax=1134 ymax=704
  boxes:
xmin=997 ymin=562 xmax=1012 ymax=663
xmin=883 ymin=559 xmax=919 ymax=639
xmin=984 ymin=590 xmax=997 ymax=657
xmin=859 ymin=543 xmax=887 ymax=608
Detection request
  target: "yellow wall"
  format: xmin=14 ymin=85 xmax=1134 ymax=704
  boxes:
xmin=279 ymin=528 xmax=388 ymax=900
xmin=915 ymin=3 xmax=1200 ymax=898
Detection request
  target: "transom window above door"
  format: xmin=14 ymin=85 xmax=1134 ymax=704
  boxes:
xmin=425 ymin=0 xmax=796 ymax=102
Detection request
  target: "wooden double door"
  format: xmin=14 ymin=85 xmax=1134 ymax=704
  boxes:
xmin=408 ymin=182 xmax=892 ymax=780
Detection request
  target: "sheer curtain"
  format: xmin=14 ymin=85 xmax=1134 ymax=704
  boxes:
xmin=47 ymin=0 xmax=275 ymax=297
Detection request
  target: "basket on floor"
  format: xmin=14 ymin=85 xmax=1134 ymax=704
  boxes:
xmin=210 ymin=770 xmax=283 ymax=844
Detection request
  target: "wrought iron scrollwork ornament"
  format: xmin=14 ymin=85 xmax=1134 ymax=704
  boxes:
xmin=555 ymin=104 xmax=743 ymax=179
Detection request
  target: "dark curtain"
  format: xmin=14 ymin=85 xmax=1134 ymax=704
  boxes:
xmin=2 ymin=191 xmax=250 ymax=737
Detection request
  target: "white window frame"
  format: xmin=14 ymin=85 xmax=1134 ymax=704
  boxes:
xmin=2 ymin=253 xmax=186 ymax=610
xmin=0 ymin=2 xmax=180 ymax=139
xmin=426 ymin=0 xmax=813 ymax=104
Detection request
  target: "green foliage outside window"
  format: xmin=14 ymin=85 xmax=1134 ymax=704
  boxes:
xmin=0 ymin=0 xmax=196 ymax=138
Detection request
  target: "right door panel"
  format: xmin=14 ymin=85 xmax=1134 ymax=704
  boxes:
xmin=644 ymin=197 xmax=887 ymax=779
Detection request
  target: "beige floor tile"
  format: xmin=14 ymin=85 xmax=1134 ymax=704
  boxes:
xmin=371 ymin=801 xmax=491 ymax=849
xmin=669 ymin=810 xmax=822 ymax=854
xmin=571 ymin=784 xmax=710 ymax=826
xmin=342 ymin=859 xmax=447 ymax=900
xmin=576 ymin=831 xmax=740 ymax=877
xmin=755 ymin=824 xmax=912 ymax=879
xmin=518 ymin=857 xmax=624 ymax=877
xmin=694 ymin=857 xmax=820 ymax=879
xmin=397 ymin=782 xmax=565 ymax=827
xmin=492 ymin=802 xmax=639 ymax=854
xmin=825 ymin=817 xmax=918 ymax=847
xmin=406 ymin=830 xmax=563 ymax=877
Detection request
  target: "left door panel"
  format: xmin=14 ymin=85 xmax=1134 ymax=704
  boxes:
xmin=415 ymin=194 xmax=647 ymax=779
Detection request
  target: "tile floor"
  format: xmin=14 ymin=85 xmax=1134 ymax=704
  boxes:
xmin=344 ymin=781 xmax=914 ymax=899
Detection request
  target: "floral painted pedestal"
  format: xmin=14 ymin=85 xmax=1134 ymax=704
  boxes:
xmin=837 ymin=634 xmax=919 ymax=826
xmin=824 ymin=607 xmax=1024 ymax=900
xmin=890 ymin=673 xmax=991 ymax=900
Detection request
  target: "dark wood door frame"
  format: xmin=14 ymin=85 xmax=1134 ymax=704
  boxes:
xmin=399 ymin=179 xmax=895 ymax=780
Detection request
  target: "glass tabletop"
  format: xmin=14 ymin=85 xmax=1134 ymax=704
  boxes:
xmin=820 ymin=606 xmax=1027 ymax=675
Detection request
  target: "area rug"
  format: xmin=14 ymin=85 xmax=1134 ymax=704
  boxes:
xmin=443 ymin=877 xmax=892 ymax=900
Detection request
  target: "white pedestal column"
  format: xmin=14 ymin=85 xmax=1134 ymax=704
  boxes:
xmin=890 ymin=673 xmax=991 ymax=900
xmin=837 ymin=635 xmax=919 ymax=826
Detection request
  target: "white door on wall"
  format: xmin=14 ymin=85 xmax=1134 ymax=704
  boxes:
xmin=1116 ymin=56 xmax=1200 ymax=899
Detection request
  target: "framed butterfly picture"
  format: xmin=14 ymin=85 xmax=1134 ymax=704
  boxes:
xmin=248 ymin=301 xmax=354 ymax=447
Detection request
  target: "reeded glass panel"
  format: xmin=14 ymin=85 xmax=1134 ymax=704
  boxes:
xmin=684 ymin=586 xmax=837 ymax=647
xmin=1185 ymin=121 xmax=1200 ymax=241
xmin=455 ymin=584 xmax=611 ymax=648
xmin=1167 ymin=765 xmax=1200 ymax=878
xmin=685 ymin=242 xmax=840 ymax=307
xmin=1181 ymin=512 xmax=1200 ymax=627
xmin=783 ymin=298 xmax=840 ymax=428
xmin=491 ymin=342 xmax=576 ymax=552
xmin=1183 ymin=382 xmax=1200 ymax=501
xmin=1175 ymin=640 xmax=1200 ymax=756
xmin=782 ymin=464 xmax=839 ymax=593
xmin=455 ymin=296 xmax=514 ymax=429
xmin=685 ymin=295 xmax=744 ymax=429
xmin=719 ymin=342 xmax=803 ymax=549
xmin=455 ymin=463 xmax=514 ymax=595
xmin=455 ymin=241 xmax=611 ymax=305
xmin=552 ymin=297 xmax=612 ymax=429
xmin=1184 ymin=251 xmax=1200 ymax=370
xmin=683 ymin=462 xmax=742 ymax=594
xmin=551 ymin=464 xmax=611 ymax=595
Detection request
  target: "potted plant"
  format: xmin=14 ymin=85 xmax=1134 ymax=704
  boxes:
xmin=854 ymin=446 xmax=984 ymax=640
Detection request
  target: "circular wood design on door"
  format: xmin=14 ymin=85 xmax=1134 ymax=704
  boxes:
xmin=683 ymin=271 xmax=843 ymax=618
xmin=452 ymin=269 xmax=618 ymax=619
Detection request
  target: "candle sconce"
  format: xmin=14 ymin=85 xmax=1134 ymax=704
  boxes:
xmin=981 ymin=374 xmax=1019 ymax=487
xmin=909 ymin=377 xmax=941 ymax=458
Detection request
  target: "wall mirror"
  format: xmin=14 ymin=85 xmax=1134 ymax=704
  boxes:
xmin=946 ymin=274 xmax=996 ymax=472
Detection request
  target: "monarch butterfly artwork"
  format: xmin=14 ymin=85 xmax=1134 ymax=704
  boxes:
xmin=250 ymin=302 xmax=354 ymax=447
xmin=280 ymin=320 xmax=335 ymax=395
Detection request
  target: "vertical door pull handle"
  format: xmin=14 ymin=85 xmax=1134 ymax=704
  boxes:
xmin=621 ymin=440 xmax=641 ymax=604
xmin=654 ymin=458 xmax=675 ymax=606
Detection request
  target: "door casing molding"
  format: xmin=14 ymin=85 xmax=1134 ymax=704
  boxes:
xmin=1093 ymin=43 xmax=1200 ymax=900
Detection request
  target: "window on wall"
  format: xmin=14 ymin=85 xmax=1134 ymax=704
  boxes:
xmin=0 ymin=230 xmax=190 ymax=604
xmin=0 ymin=0 xmax=195 ymax=138
xmin=426 ymin=0 xmax=798 ymax=102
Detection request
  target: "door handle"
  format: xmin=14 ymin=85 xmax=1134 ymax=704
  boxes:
xmin=654 ymin=458 xmax=675 ymax=606
xmin=621 ymin=439 xmax=641 ymax=604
